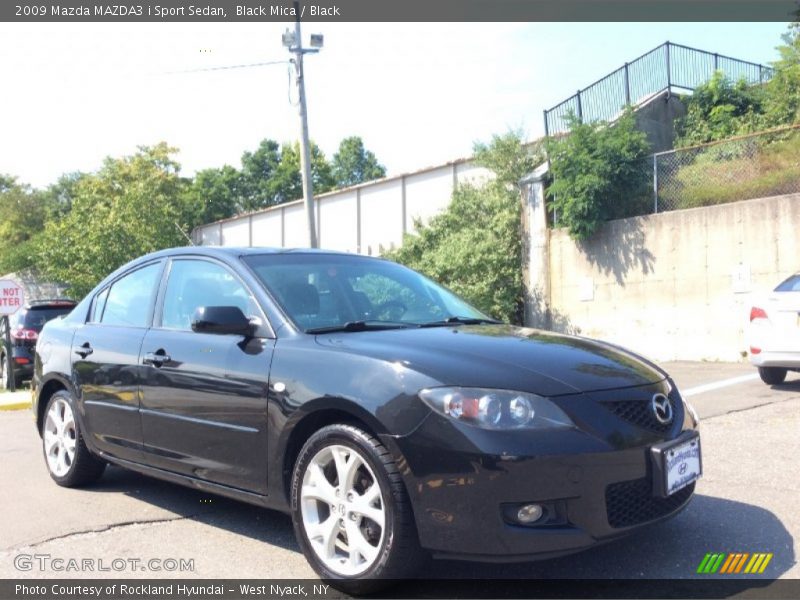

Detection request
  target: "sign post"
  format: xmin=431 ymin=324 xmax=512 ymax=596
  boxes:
xmin=0 ymin=279 xmax=25 ymax=392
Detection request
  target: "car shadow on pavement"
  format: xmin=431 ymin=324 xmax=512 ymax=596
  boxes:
xmin=770 ymin=378 xmax=800 ymax=392
xmin=87 ymin=464 xmax=795 ymax=586
xmin=89 ymin=465 xmax=300 ymax=554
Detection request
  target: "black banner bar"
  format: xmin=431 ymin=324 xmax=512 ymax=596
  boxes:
xmin=3 ymin=579 xmax=800 ymax=600
xmin=2 ymin=0 xmax=799 ymax=22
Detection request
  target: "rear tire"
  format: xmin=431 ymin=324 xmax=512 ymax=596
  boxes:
xmin=42 ymin=391 xmax=106 ymax=487
xmin=290 ymin=424 xmax=422 ymax=594
xmin=758 ymin=367 xmax=787 ymax=385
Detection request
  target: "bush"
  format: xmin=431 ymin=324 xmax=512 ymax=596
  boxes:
xmin=386 ymin=132 xmax=539 ymax=324
xmin=546 ymin=110 xmax=652 ymax=240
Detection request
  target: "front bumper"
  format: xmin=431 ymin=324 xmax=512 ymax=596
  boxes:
xmin=387 ymin=385 xmax=697 ymax=561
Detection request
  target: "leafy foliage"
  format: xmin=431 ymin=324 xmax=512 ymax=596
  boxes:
xmin=675 ymin=71 xmax=765 ymax=146
xmin=36 ymin=143 xmax=194 ymax=298
xmin=332 ymin=137 xmax=387 ymax=188
xmin=0 ymin=176 xmax=61 ymax=274
xmin=186 ymin=135 xmax=383 ymax=219
xmin=238 ymin=139 xmax=334 ymax=210
xmin=676 ymin=22 xmax=800 ymax=146
xmin=387 ymin=132 xmax=539 ymax=324
xmin=546 ymin=111 xmax=652 ymax=240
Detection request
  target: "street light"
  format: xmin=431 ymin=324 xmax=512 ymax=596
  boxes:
xmin=283 ymin=5 xmax=323 ymax=248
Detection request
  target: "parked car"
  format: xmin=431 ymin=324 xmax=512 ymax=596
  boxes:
xmin=748 ymin=272 xmax=800 ymax=385
xmin=1 ymin=299 xmax=76 ymax=389
xmin=32 ymin=248 xmax=701 ymax=591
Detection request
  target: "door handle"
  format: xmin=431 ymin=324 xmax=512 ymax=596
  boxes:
xmin=143 ymin=350 xmax=171 ymax=367
xmin=74 ymin=342 xmax=93 ymax=358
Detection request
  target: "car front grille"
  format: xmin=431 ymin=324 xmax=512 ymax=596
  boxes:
xmin=605 ymin=477 xmax=694 ymax=528
xmin=601 ymin=398 xmax=682 ymax=433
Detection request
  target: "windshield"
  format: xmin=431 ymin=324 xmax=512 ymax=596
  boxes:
xmin=243 ymin=253 xmax=492 ymax=332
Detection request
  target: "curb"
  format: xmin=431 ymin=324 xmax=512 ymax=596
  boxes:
xmin=0 ymin=401 xmax=32 ymax=411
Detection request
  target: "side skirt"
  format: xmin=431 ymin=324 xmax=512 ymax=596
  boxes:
xmin=99 ymin=452 xmax=288 ymax=513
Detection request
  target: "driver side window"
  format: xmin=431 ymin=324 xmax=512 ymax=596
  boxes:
xmin=161 ymin=259 xmax=258 ymax=331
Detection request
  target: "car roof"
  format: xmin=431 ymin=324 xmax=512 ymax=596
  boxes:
xmin=137 ymin=246 xmax=374 ymax=261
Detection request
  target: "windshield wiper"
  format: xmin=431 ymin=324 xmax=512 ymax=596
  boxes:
xmin=418 ymin=316 xmax=503 ymax=328
xmin=306 ymin=321 xmax=411 ymax=334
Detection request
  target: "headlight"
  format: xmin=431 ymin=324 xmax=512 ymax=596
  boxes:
xmin=683 ymin=397 xmax=700 ymax=427
xmin=419 ymin=387 xmax=574 ymax=430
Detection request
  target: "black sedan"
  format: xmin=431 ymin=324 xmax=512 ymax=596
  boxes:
xmin=32 ymin=247 xmax=701 ymax=591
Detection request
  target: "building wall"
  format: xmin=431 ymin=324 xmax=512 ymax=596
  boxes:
xmin=192 ymin=158 xmax=493 ymax=255
xmin=546 ymin=194 xmax=800 ymax=362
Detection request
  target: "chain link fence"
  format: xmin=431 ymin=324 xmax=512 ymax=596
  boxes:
xmin=653 ymin=125 xmax=800 ymax=213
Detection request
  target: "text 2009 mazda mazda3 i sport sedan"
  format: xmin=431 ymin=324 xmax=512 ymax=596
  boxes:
xmin=32 ymin=247 xmax=701 ymax=591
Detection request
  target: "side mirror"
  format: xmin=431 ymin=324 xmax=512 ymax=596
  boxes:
xmin=191 ymin=306 xmax=254 ymax=337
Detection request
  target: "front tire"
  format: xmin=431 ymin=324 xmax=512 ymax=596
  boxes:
xmin=290 ymin=424 xmax=421 ymax=593
xmin=42 ymin=391 xmax=106 ymax=487
xmin=758 ymin=367 xmax=787 ymax=385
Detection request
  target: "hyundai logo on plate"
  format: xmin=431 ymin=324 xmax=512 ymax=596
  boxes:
xmin=651 ymin=393 xmax=674 ymax=425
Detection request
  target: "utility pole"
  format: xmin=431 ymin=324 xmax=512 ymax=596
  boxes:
xmin=285 ymin=2 xmax=322 ymax=248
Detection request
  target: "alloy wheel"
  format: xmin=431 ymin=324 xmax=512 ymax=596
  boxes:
xmin=44 ymin=397 xmax=77 ymax=477
xmin=300 ymin=444 xmax=386 ymax=576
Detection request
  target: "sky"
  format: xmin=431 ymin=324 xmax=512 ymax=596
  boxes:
xmin=0 ymin=21 xmax=788 ymax=189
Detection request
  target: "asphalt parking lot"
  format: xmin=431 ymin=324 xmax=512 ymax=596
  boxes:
xmin=0 ymin=361 xmax=798 ymax=584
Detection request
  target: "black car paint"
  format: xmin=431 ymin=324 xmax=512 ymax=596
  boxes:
xmin=33 ymin=247 xmax=696 ymax=561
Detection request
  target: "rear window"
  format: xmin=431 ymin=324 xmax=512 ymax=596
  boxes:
xmin=19 ymin=306 xmax=75 ymax=330
xmin=775 ymin=274 xmax=800 ymax=292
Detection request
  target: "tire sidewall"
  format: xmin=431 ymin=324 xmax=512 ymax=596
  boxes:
xmin=290 ymin=426 xmax=398 ymax=582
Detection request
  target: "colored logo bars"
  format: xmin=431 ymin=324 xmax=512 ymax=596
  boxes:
xmin=697 ymin=552 xmax=773 ymax=574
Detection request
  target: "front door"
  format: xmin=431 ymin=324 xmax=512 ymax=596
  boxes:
xmin=138 ymin=258 xmax=273 ymax=494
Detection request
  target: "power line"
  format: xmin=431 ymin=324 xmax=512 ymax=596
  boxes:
xmin=164 ymin=59 xmax=289 ymax=75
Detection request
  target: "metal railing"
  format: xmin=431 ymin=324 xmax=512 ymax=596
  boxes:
xmin=543 ymin=42 xmax=774 ymax=137
xmin=652 ymin=125 xmax=800 ymax=213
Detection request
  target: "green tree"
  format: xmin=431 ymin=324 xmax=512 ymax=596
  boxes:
xmin=387 ymin=132 xmax=539 ymax=324
xmin=331 ymin=136 xmax=386 ymax=188
xmin=190 ymin=165 xmax=243 ymax=223
xmin=546 ymin=111 xmax=651 ymax=240
xmin=37 ymin=143 xmax=193 ymax=298
xmin=238 ymin=139 xmax=334 ymax=209
xmin=269 ymin=141 xmax=335 ymax=203
xmin=239 ymin=139 xmax=282 ymax=211
xmin=0 ymin=176 xmax=58 ymax=273
xmin=763 ymin=21 xmax=800 ymax=127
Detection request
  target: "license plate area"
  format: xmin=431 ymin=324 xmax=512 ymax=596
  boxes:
xmin=650 ymin=431 xmax=702 ymax=498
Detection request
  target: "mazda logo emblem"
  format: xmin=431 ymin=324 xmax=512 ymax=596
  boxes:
xmin=651 ymin=393 xmax=674 ymax=425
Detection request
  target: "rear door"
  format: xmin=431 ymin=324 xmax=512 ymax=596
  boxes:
xmin=138 ymin=257 xmax=274 ymax=494
xmin=72 ymin=261 xmax=163 ymax=463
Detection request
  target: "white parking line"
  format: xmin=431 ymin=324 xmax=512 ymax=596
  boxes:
xmin=682 ymin=373 xmax=760 ymax=398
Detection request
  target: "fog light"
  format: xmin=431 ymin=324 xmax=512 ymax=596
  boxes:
xmin=516 ymin=504 xmax=543 ymax=524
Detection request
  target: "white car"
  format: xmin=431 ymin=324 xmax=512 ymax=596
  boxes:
xmin=748 ymin=273 xmax=800 ymax=385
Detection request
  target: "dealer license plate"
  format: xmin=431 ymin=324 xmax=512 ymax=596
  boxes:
xmin=663 ymin=436 xmax=702 ymax=495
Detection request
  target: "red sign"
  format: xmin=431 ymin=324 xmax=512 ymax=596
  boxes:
xmin=0 ymin=279 xmax=25 ymax=316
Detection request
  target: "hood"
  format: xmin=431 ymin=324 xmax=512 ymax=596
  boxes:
xmin=315 ymin=324 xmax=666 ymax=396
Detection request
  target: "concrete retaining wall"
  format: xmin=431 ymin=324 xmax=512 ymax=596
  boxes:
xmin=546 ymin=194 xmax=800 ymax=362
